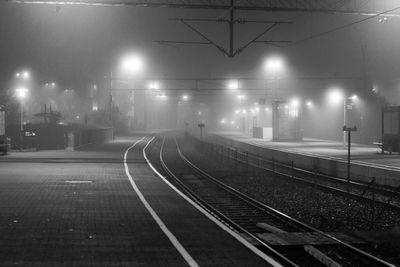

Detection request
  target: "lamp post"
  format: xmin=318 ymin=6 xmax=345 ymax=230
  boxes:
xmin=16 ymin=87 xmax=28 ymax=150
xmin=265 ymin=57 xmax=284 ymax=100
xmin=237 ymin=94 xmax=246 ymax=134
xmin=119 ymin=53 xmax=145 ymax=131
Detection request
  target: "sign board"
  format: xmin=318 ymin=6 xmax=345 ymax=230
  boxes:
xmin=24 ymin=131 xmax=36 ymax=137
xmin=198 ymin=123 xmax=205 ymax=128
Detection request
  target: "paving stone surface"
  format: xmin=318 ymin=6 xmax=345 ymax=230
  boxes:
xmin=0 ymin=136 xmax=272 ymax=266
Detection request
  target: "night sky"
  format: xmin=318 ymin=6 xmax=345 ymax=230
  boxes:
xmin=1 ymin=1 xmax=400 ymax=104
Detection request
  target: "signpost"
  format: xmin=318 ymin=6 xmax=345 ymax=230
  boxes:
xmin=343 ymin=125 xmax=357 ymax=204
xmin=198 ymin=122 xmax=205 ymax=140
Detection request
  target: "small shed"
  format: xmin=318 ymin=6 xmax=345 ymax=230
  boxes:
xmin=272 ymin=100 xmax=302 ymax=141
xmin=382 ymin=106 xmax=400 ymax=153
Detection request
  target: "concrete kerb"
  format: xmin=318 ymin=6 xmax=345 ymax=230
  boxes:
xmin=208 ymin=134 xmax=400 ymax=187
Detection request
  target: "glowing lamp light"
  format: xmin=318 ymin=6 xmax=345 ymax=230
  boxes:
xmin=227 ymin=80 xmax=239 ymax=90
xmin=16 ymin=87 xmax=28 ymax=99
xmin=265 ymin=57 xmax=284 ymax=73
xmin=148 ymin=81 xmax=159 ymax=90
xmin=121 ymin=54 xmax=144 ymax=74
xmin=349 ymin=94 xmax=358 ymax=101
xmin=182 ymin=95 xmax=189 ymax=101
xmin=22 ymin=71 xmax=30 ymax=79
xmin=290 ymin=98 xmax=300 ymax=108
xmin=237 ymin=95 xmax=245 ymax=100
xmin=327 ymin=89 xmax=344 ymax=105
xmin=306 ymin=101 xmax=313 ymax=108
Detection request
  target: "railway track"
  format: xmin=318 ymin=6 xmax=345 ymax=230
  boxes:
xmin=149 ymin=135 xmax=395 ymax=267
xmin=191 ymin=137 xmax=400 ymax=214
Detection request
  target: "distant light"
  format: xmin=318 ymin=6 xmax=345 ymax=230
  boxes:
xmin=234 ymin=109 xmax=240 ymax=115
xmin=284 ymin=105 xmax=289 ymax=109
xmin=157 ymin=93 xmax=167 ymax=99
xmin=265 ymin=56 xmax=284 ymax=73
xmin=92 ymin=104 xmax=98 ymax=111
xmin=15 ymin=73 xmax=21 ymax=77
xmin=227 ymin=80 xmax=239 ymax=90
xmin=290 ymin=98 xmax=300 ymax=107
xmin=93 ymin=84 xmax=97 ymax=90
xmin=220 ymin=119 xmax=226 ymax=124
xmin=198 ymin=111 xmax=202 ymax=116
xmin=306 ymin=101 xmax=313 ymax=108
xmin=22 ymin=71 xmax=30 ymax=79
xmin=237 ymin=95 xmax=245 ymax=100
xmin=265 ymin=107 xmax=270 ymax=112
xmin=148 ymin=81 xmax=159 ymax=90
xmin=182 ymin=95 xmax=189 ymax=101
xmin=327 ymin=88 xmax=344 ymax=105
xmin=242 ymin=109 xmax=247 ymax=114
xmin=349 ymin=94 xmax=358 ymax=101
xmin=121 ymin=54 xmax=144 ymax=75
xmin=76 ymin=115 xmax=80 ymax=119
xmin=255 ymin=107 xmax=260 ymax=112
xmin=45 ymin=83 xmax=49 ymax=87
xmin=231 ymin=120 xmax=235 ymax=125
xmin=51 ymin=82 xmax=56 ymax=87
xmin=16 ymin=87 xmax=28 ymax=99
xmin=378 ymin=17 xmax=388 ymax=23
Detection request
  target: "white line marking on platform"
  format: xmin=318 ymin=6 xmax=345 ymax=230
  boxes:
xmin=124 ymin=136 xmax=199 ymax=267
xmin=143 ymin=137 xmax=283 ymax=267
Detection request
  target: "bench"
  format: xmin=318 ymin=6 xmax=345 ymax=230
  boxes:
xmin=373 ymin=142 xmax=393 ymax=154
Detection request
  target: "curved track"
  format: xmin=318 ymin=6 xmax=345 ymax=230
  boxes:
xmin=151 ymin=135 xmax=395 ymax=267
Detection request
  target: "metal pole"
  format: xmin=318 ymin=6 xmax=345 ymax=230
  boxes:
xmin=20 ymin=99 xmax=23 ymax=151
xmin=229 ymin=0 xmax=234 ymax=57
xmin=343 ymin=99 xmax=346 ymax=147
xmin=109 ymin=71 xmax=113 ymax=124
xmin=347 ymin=130 xmax=351 ymax=188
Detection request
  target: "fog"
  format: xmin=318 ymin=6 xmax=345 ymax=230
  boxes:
xmin=1 ymin=1 xmax=400 ymax=143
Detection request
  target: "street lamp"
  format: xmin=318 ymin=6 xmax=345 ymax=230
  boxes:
xmin=121 ymin=54 xmax=145 ymax=75
xmin=227 ymin=80 xmax=239 ymax=91
xmin=15 ymin=70 xmax=30 ymax=80
xmin=265 ymin=57 xmax=284 ymax=73
xmin=118 ymin=53 xmax=146 ymax=130
xmin=148 ymin=81 xmax=159 ymax=90
xmin=16 ymin=87 xmax=28 ymax=150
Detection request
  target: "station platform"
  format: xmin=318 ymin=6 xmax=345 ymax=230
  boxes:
xmin=0 ymin=136 xmax=276 ymax=266
xmin=207 ymin=132 xmax=400 ymax=187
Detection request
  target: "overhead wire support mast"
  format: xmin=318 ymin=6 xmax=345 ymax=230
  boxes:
xmin=158 ymin=14 xmax=292 ymax=57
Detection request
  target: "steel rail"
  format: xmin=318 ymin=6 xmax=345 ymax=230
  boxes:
xmin=174 ymin=137 xmax=396 ymax=267
xmin=209 ymin=141 xmax=400 ymax=209
xmin=158 ymin=137 xmax=299 ymax=267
